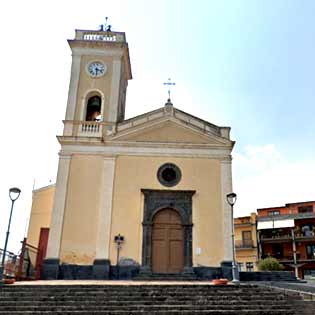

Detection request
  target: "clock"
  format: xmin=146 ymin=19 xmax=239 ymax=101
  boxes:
xmin=87 ymin=62 xmax=106 ymax=77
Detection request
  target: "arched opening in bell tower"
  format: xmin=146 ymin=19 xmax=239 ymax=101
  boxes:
xmin=85 ymin=95 xmax=102 ymax=121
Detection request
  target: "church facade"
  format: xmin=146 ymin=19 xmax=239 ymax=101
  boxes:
xmin=40 ymin=28 xmax=235 ymax=279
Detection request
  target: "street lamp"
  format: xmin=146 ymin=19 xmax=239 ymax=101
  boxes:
xmin=226 ymin=192 xmax=239 ymax=284
xmin=1 ymin=187 xmax=21 ymax=280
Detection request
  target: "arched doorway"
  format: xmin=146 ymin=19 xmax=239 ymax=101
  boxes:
xmin=152 ymin=208 xmax=184 ymax=273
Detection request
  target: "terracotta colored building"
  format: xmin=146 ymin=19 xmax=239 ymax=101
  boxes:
xmin=234 ymin=213 xmax=259 ymax=271
xmin=257 ymin=201 xmax=315 ymax=279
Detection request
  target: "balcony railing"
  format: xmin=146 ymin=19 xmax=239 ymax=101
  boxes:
xmin=260 ymin=232 xmax=315 ymax=242
xmin=63 ymin=121 xmax=117 ymax=138
xmin=235 ymin=239 xmax=255 ymax=249
xmin=235 ymin=218 xmax=252 ymax=226
xmin=260 ymin=234 xmax=292 ymax=242
xmin=75 ymin=30 xmax=126 ymax=43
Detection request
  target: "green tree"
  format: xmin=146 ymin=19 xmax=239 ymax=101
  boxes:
xmin=258 ymin=257 xmax=284 ymax=271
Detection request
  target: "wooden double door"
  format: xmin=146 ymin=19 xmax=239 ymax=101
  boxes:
xmin=152 ymin=208 xmax=184 ymax=273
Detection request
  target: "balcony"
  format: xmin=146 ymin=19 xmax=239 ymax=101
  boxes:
xmin=260 ymin=234 xmax=292 ymax=243
xmin=278 ymin=255 xmax=315 ymax=263
xmin=62 ymin=121 xmax=117 ymax=138
xmin=234 ymin=218 xmax=253 ymax=227
xmin=235 ymin=239 xmax=256 ymax=249
xmin=294 ymin=232 xmax=315 ymax=242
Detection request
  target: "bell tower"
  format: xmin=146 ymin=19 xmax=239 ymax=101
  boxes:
xmin=63 ymin=28 xmax=132 ymax=137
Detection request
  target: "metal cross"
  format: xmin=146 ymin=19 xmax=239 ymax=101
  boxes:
xmin=163 ymin=78 xmax=176 ymax=101
xmin=99 ymin=17 xmax=111 ymax=32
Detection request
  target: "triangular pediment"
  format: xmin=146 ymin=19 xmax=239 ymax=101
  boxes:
xmin=109 ymin=106 xmax=233 ymax=147
xmin=113 ymin=120 xmax=223 ymax=144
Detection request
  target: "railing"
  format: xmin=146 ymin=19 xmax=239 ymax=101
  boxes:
xmin=64 ymin=121 xmax=116 ymax=138
xmin=75 ymin=30 xmax=126 ymax=43
xmin=16 ymin=239 xmax=40 ymax=280
xmin=81 ymin=122 xmax=101 ymax=133
xmin=0 ymin=239 xmax=41 ymax=280
xmin=235 ymin=218 xmax=252 ymax=225
xmin=260 ymin=232 xmax=315 ymax=242
xmin=260 ymin=234 xmax=292 ymax=241
xmin=295 ymin=233 xmax=315 ymax=240
xmin=0 ymin=249 xmax=19 ymax=278
xmin=235 ymin=239 xmax=255 ymax=248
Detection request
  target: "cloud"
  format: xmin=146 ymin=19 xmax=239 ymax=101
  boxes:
xmin=233 ymin=144 xmax=315 ymax=217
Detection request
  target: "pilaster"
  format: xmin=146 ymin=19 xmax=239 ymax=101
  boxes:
xmin=108 ymin=58 xmax=122 ymax=122
xmin=95 ymin=156 xmax=116 ymax=260
xmin=46 ymin=154 xmax=71 ymax=259
xmin=64 ymin=54 xmax=81 ymax=136
xmin=221 ymin=157 xmax=233 ymax=261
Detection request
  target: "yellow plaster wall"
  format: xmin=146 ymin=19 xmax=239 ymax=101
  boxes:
xmin=110 ymin=156 xmax=223 ymax=267
xmin=27 ymin=185 xmax=55 ymax=248
xmin=59 ymin=155 xmax=103 ymax=265
xmin=234 ymin=213 xmax=258 ymax=270
xmin=75 ymin=55 xmax=117 ymax=121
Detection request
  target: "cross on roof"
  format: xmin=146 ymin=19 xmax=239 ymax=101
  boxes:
xmin=163 ymin=78 xmax=176 ymax=102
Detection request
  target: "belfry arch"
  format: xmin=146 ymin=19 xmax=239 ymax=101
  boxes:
xmin=85 ymin=95 xmax=102 ymax=121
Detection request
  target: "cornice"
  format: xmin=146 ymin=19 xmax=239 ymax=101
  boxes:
xmin=58 ymin=142 xmax=233 ymax=160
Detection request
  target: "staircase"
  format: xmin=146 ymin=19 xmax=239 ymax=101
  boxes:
xmin=0 ymin=283 xmax=312 ymax=314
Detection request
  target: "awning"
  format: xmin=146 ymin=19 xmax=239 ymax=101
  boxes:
xmin=257 ymin=219 xmax=294 ymax=230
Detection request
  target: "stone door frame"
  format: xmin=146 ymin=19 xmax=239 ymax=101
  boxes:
xmin=141 ymin=189 xmax=195 ymax=274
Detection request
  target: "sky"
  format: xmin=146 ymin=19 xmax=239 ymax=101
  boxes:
xmin=0 ymin=0 xmax=314 ymax=253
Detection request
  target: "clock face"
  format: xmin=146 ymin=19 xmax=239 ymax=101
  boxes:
xmin=87 ymin=62 xmax=106 ymax=77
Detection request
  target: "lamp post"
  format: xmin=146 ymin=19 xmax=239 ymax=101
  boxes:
xmin=114 ymin=234 xmax=124 ymax=279
xmin=226 ymin=192 xmax=239 ymax=284
xmin=1 ymin=187 xmax=21 ymax=280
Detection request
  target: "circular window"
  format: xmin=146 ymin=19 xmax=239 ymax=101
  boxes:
xmin=157 ymin=163 xmax=181 ymax=187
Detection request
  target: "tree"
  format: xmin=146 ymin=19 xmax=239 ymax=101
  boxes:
xmin=258 ymin=257 xmax=284 ymax=271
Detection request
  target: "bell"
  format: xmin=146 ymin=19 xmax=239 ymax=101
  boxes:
xmin=89 ymin=96 xmax=101 ymax=107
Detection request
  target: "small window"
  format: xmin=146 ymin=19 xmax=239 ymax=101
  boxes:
xmin=242 ymin=231 xmax=252 ymax=240
xmin=157 ymin=163 xmax=181 ymax=187
xmin=301 ymin=225 xmax=311 ymax=237
xmin=238 ymin=263 xmax=244 ymax=272
xmin=85 ymin=96 xmax=102 ymax=121
xmin=298 ymin=206 xmax=313 ymax=213
xmin=306 ymin=245 xmax=315 ymax=259
xmin=268 ymin=210 xmax=280 ymax=216
xmin=246 ymin=262 xmax=254 ymax=272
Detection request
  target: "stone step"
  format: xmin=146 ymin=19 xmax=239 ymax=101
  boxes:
xmin=0 ymin=304 xmax=293 ymax=314
xmin=0 ymin=311 xmax=296 ymax=315
xmin=0 ymin=294 xmax=288 ymax=301
xmin=0 ymin=300 xmax=291 ymax=307
xmin=0 ymin=286 xmax=279 ymax=292
xmin=0 ymin=284 xmax=308 ymax=315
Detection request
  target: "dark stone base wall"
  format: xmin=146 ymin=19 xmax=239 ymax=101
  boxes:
xmin=42 ymin=260 xmax=227 ymax=281
xmin=193 ymin=267 xmax=222 ymax=280
xmin=42 ymin=259 xmax=140 ymax=280
xmin=42 ymin=260 xmax=296 ymax=282
xmin=240 ymin=271 xmax=297 ymax=281
xmin=110 ymin=266 xmax=140 ymax=280
xmin=42 ymin=259 xmax=111 ymax=280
